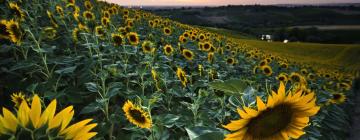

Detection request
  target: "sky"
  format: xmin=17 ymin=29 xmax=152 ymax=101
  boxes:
xmin=103 ymin=0 xmax=360 ymax=6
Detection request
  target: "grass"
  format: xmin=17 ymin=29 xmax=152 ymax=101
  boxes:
xmin=207 ymin=27 xmax=360 ymax=72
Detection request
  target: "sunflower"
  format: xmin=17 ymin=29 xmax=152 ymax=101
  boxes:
xmin=208 ymin=52 xmax=214 ymax=63
xmin=179 ymin=35 xmax=187 ymax=43
xmin=142 ymin=40 xmax=155 ymax=53
xmin=182 ymin=49 xmax=194 ymax=61
xmin=329 ymin=93 xmax=346 ymax=104
xmin=9 ymin=2 xmax=25 ymax=21
xmin=101 ymin=17 xmax=110 ymax=27
xmin=289 ymin=72 xmax=305 ymax=84
xmin=301 ymin=69 xmax=308 ymax=75
xmin=118 ymin=27 xmax=127 ymax=36
xmin=307 ymin=73 xmax=316 ymax=81
xmin=277 ymin=73 xmax=288 ymax=83
xmin=149 ymin=20 xmax=155 ymax=28
xmin=163 ymin=44 xmax=174 ymax=56
xmin=223 ymin=82 xmax=320 ymax=140
xmin=11 ymin=92 xmax=27 ymax=108
xmin=127 ymin=32 xmax=140 ymax=46
xmin=84 ymin=0 xmax=93 ymax=10
xmin=198 ymin=33 xmax=206 ymax=41
xmin=280 ymin=63 xmax=288 ymax=69
xmin=226 ymin=58 xmax=235 ymax=65
xmin=56 ymin=5 xmax=64 ymax=18
xmin=6 ymin=20 xmax=22 ymax=45
xmin=123 ymin=9 xmax=129 ymax=15
xmin=176 ymin=67 xmax=188 ymax=87
xmin=122 ymin=100 xmax=152 ymax=129
xmin=163 ymin=27 xmax=171 ymax=36
xmin=0 ymin=20 xmax=10 ymax=40
xmin=261 ymin=65 xmax=272 ymax=76
xmin=47 ymin=10 xmax=58 ymax=28
xmin=95 ymin=26 xmax=105 ymax=39
xmin=259 ymin=60 xmax=267 ymax=67
xmin=43 ymin=27 xmax=57 ymax=39
xmin=202 ymin=42 xmax=212 ymax=52
xmin=217 ymin=47 xmax=224 ymax=55
xmin=151 ymin=68 xmax=158 ymax=81
xmin=0 ymin=95 xmax=97 ymax=139
xmin=83 ymin=11 xmax=95 ymax=21
xmin=337 ymin=82 xmax=351 ymax=91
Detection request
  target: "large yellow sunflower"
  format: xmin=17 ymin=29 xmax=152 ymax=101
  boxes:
xmin=223 ymin=82 xmax=320 ymax=140
xmin=122 ymin=100 xmax=152 ymax=129
xmin=0 ymin=95 xmax=97 ymax=139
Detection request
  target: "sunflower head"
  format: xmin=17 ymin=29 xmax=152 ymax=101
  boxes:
xmin=223 ymin=82 xmax=320 ymax=140
xmin=261 ymin=65 xmax=272 ymax=76
xmin=182 ymin=49 xmax=194 ymax=61
xmin=163 ymin=44 xmax=174 ymax=56
xmin=101 ymin=17 xmax=110 ymax=27
xmin=9 ymin=2 xmax=25 ymax=21
xmin=11 ymin=92 xmax=27 ymax=108
xmin=56 ymin=5 xmax=64 ymax=17
xmin=199 ymin=33 xmax=206 ymax=41
xmin=329 ymin=93 xmax=346 ymax=104
xmin=176 ymin=67 xmax=188 ymax=87
xmin=111 ymin=34 xmax=124 ymax=46
xmin=289 ymin=72 xmax=305 ymax=84
xmin=122 ymin=100 xmax=152 ymax=129
xmin=142 ymin=40 xmax=155 ymax=53
xmin=259 ymin=60 xmax=267 ymax=67
xmin=337 ymin=82 xmax=351 ymax=91
xmin=47 ymin=10 xmax=58 ymax=28
xmin=84 ymin=0 xmax=93 ymax=10
xmin=307 ymin=73 xmax=316 ymax=81
xmin=179 ymin=35 xmax=187 ymax=43
xmin=208 ymin=52 xmax=214 ymax=63
xmin=6 ymin=19 xmax=23 ymax=45
xmin=277 ymin=73 xmax=288 ymax=83
xmin=202 ymin=42 xmax=212 ymax=52
xmin=280 ymin=63 xmax=288 ymax=69
xmin=226 ymin=57 xmax=235 ymax=65
xmin=1 ymin=94 xmax=97 ymax=139
xmin=43 ymin=27 xmax=57 ymax=39
xmin=72 ymin=27 xmax=81 ymax=42
xmin=127 ymin=32 xmax=140 ymax=46
xmin=163 ymin=27 xmax=171 ymax=36
xmin=83 ymin=11 xmax=95 ymax=21
xmin=95 ymin=26 xmax=105 ymax=39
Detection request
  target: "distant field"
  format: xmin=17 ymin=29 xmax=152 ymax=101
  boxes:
xmin=207 ymin=27 xmax=360 ymax=71
xmin=289 ymin=25 xmax=360 ymax=30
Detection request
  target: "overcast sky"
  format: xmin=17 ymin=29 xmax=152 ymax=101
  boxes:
xmin=103 ymin=0 xmax=360 ymax=6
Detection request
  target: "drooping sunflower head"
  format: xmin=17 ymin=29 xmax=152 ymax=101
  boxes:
xmin=43 ymin=27 xmax=57 ymax=39
xmin=83 ymin=11 xmax=95 ymax=21
xmin=176 ymin=67 xmax=188 ymax=87
xmin=142 ymin=40 xmax=155 ymax=53
xmin=208 ymin=52 xmax=214 ymax=63
xmin=223 ymin=82 xmax=320 ymax=140
xmin=329 ymin=93 xmax=346 ymax=104
xmin=111 ymin=33 xmax=124 ymax=46
xmin=163 ymin=27 xmax=171 ymax=36
xmin=0 ymin=20 xmax=10 ymax=40
xmin=122 ymin=100 xmax=152 ymax=129
xmin=163 ymin=44 xmax=174 ymax=56
xmin=11 ymin=92 xmax=27 ymax=108
xmin=47 ymin=10 xmax=58 ymax=28
xmin=182 ymin=49 xmax=194 ymax=61
xmin=55 ymin=5 xmax=64 ymax=17
xmin=226 ymin=57 xmax=235 ymax=65
xmin=9 ymin=2 xmax=25 ymax=21
xmin=72 ymin=27 xmax=81 ymax=42
xmin=277 ymin=73 xmax=288 ymax=83
xmin=127 ymin=32 xmax=140 ymax=46
xmin=261 ymin=65 xmax=272 ymax=76
xmin=6 ymin=19 xmax=22 ymax=45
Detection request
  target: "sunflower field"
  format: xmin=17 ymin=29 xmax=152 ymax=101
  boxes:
xmin=0 ymin=0 xmax=358 ymax=140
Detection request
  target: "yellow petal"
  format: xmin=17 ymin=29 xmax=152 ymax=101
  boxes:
xmin=48 ymin=106 xmax=73 ymax=131
xmin=256 ymin=96 xmax=266 ymax=111
xmin=60 ymin=109 xmax=74 ymax=131
xmin=74 ymin=132 xmax=97 ymax=140
xmin=224 ymin=128 xmax=248 ymax=140
xmin=18 ymin=101 xmax=30 ymax=127
xmin=1 ymin=108 xmax=18 ymax=133
xmin=37 ymin=99 xmax=57 ymax=128
xmin=237 ymin=108 xmax=250 ymax=119
xmin=73 ymin=123 xmax=97 ymax=140
xmin=222 ymin=119 xmax=249 ymax=131
xmin=244 ymin=107 xmax=258 ymax=117
xmin=267 ymin=95 xmax=275 ymax=108
xmin=278 ymin=82 xmax=286 ymax=97
xmin=61 ymin=119 xmax=93 ymax=136
xmin=30 ymin=95 xmax=42 ymax=128
xmin=286 ymin=126 xmax=305 ymax=139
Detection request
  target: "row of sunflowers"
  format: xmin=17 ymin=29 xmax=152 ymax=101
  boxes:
xmin=0 ymin=0 xmax=356 ymax=139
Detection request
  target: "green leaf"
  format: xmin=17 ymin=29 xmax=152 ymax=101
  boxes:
xmin=185 ymin=126 xmax=224 ymax=140
xmin=209 ymin=79 xmax=248 ymax=95
xmin=85 ymin=82 xmax=99 ymax=92
xmin=80 ymin=102 xmax=101 ymax=114
xmin=55 ymin=66 xmax=77 ymax=74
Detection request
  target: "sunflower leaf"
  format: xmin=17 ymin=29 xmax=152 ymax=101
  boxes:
xmin=185 ymin=126 xmax=224 ymax=140
xmin=209 ymin=79 xmax=248 ymax=95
